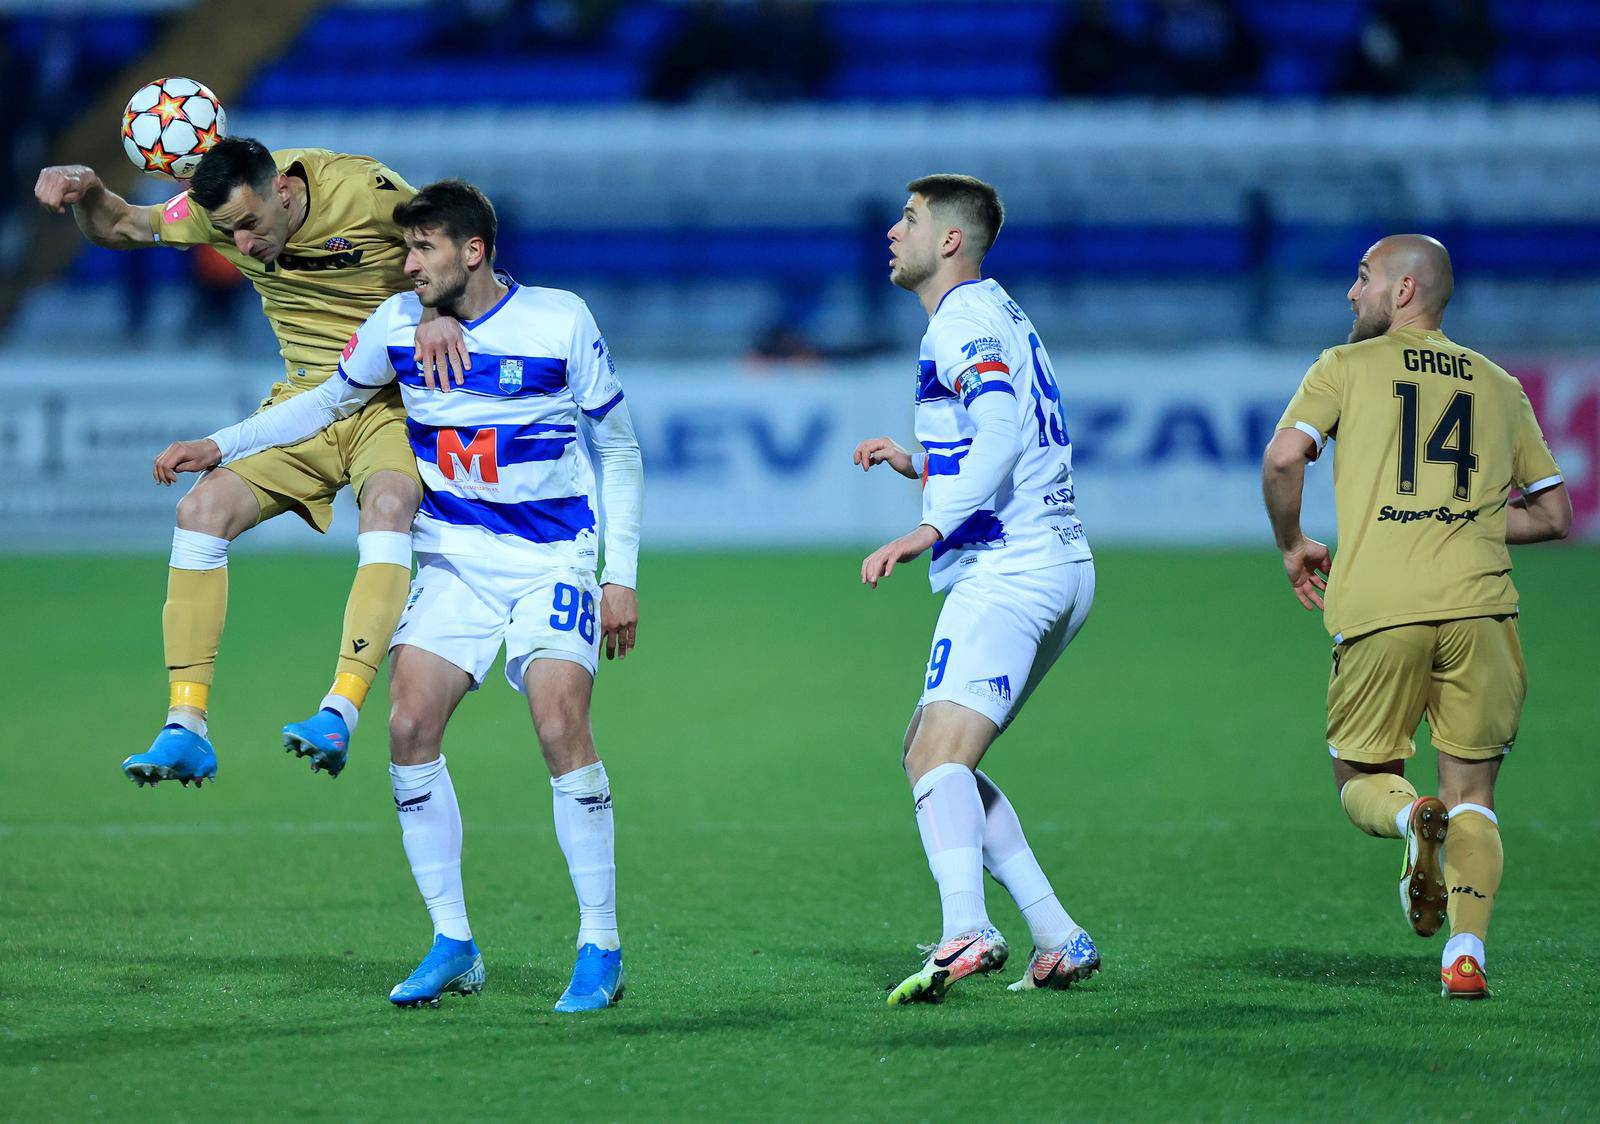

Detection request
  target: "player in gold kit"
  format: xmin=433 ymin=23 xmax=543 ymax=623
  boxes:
xmin=35 ymin=137 xmax=470 ymax=787
xmin=1262 ymin=234 xmax=1571 ymax=999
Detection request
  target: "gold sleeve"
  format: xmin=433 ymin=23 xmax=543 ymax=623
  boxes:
xmin=1512 ymin=384 xmax=1562 ymax=490
xmin=147 ymin=189 xmax=219 ymax=248
xmin=1276 ymin=349 xmax=1344 ymax=447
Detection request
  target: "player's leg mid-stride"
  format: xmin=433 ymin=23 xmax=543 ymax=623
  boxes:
xmin=122 ymin=468 xmax=259 ymax=787
xmin=282 ymin=469 xmax=420 ymax=778
xmin=384 ymin=643 xmax=484 ymax=1008
xmin=526 ymin=658 xmax=625 ymax=1013
xmin=887 ymin=694 xmax=1099 ymax=1006
xmin=125 ymin=454 xmax=419 ymax=788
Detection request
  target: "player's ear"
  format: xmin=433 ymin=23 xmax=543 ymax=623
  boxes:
xmin=942 ymin=226 xmax=964 ymax=260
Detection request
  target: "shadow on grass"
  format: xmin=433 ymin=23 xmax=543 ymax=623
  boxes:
xmin=1233 ymin=947 xmax=1430 ymax=988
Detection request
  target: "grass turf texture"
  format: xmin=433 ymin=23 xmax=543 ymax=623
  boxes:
xmin=2 ymin=548 xmax=1597 ymax=1121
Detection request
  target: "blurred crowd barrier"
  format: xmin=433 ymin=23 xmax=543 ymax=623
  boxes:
xmin=4 ymin=346 xmax=1595 ymax=553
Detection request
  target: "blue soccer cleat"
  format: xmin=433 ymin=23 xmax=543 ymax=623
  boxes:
xmin=389 ymin=935 xmax=485 ymax=1008
xmin=122 ymin=725 xmax=218 ymax=788
xmin=554 ymin=944 xmax=625 ymax=1012
xmin=282 ymin=709 xmax=351 ymax=777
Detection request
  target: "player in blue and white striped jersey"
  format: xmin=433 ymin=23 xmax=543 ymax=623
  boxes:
xmin=854 ymin=175 xmax=1100 ymax=1006
xmin=155 ymin=181 xmax=640 ymax=1013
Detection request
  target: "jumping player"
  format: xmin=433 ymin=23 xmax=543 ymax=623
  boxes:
xmin=36 ymin=138 xmax=469 ymax=785
xmin=155 ymin=180 xmax=642 ymax=1012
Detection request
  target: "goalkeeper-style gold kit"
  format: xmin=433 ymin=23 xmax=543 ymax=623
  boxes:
xmin=1277 ymin=325 xmax=1563 ymax=762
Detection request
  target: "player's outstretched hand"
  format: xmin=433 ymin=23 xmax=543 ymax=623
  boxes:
xmin=414 ymin=315 xmax=470 ymax=392
xmin=153 ymin=438 xmax=223 ymax=485
xmin=35 ymin=165 xmax=102 ymax=213
xmin=1282 ymin=536 xmax=1332 ymax=611
xmin=599 ymin=584 xmax=639 ymax=661
xmin=853 ymin=436 xmax=918 ymax=479
xmin=862 ymin=524 xmax=941 ymax=588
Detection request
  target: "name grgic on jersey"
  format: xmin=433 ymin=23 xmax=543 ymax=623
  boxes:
xmin=337 ymin=282 xmax=625 ymax=572
xmin=152 ymin=147 xmax=416 ymax=392
xmin=916 ymin=279 xmax=1091 ymax=592
xmin=1278 ymin=324 xmax=1563 ymax=642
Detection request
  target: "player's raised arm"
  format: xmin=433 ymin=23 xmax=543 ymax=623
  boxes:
xmin=34 ymin=165 xmax=159 ymax=249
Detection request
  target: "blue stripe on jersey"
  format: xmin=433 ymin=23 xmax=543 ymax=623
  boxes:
xmin=925 ymin=449 xmax=969 ymax=476
xmin=388 ymin=347 xmax=567 ymax=398
xmin=931 ymin=509 xmax=1006 ymax=561
xmin=960 ymin=379 xmax=1017 ymax=406
xmin=583 ymin=390 xmax=624 ymax=421
xmin=420 ymin=489 xmax=596 ymax=543
xmin=917 ymin=360 xmax=956 ymax=403
xmin=406 ymin=418 xmax=576 ymax=466
xmin=339 ymin=364 xmax=386 ymax=390
xmin=922 ymin=438 xmax=973 ymax=450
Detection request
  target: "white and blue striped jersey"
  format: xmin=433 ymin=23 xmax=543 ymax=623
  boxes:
xmin=208 ymin=279 xmax=641 ymax=588
xmin=336 ymin=282 xmax=628 ymax=574
xmin=916 ymin=279 xmax=1090 ymax=592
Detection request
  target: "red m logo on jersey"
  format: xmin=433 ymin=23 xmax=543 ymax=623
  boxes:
xmin=436 ymin=427 xmax=499 ymax=483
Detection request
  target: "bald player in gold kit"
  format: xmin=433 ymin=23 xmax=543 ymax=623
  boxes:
xmin=35 ymin=137 xmax=470 ymax=787
xmin=1261 ymin=234 xmax=1572 ymax=1000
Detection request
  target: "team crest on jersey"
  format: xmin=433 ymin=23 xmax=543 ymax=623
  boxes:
xmin=498 ymin=358 xmax=524 ymax=391
xmin=324 ymin=236 xmax=352 ymax=251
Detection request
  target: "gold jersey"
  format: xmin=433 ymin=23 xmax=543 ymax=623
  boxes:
xmin=149 ymin=147 xmax=416 ymax=392
xmin=1278 ymin=325 xmax=1563 ymax=643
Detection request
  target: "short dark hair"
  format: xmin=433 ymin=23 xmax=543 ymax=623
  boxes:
xmin=907 ymin=174 xmax=1005 ymax=258
xmin=393 ymin=179 xmax=497 ymax=260
xmin=189 ymin=136 xmax=278 ymax=210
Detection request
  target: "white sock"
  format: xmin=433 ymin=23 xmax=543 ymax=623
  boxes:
xmin=320 ymin=691 xmax=359 ymax=732
xmin=975 ymin=770 xmax=1076 ymax=948
xmin=166 ymin=708 xmax=208 ymax=739
xmin=551 ymin=760 xmax=618 ymax=950
xmin=1443 ymin=932 xmax=1486 ymax=969
xmin=913 ymin=763 xmax=989 ymax=942
xmin=1394 ymin=803 xmax=1413 ymax=839
xmin=391 ymin=755 xmax=470 ymax=941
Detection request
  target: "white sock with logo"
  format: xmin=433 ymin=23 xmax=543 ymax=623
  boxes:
xmin=913 ymin=763 xmax=990 ymax=942
xmin=975 ymin=770 xmax=1076 ymax=949
xmin=391 ymin=755 xmax=470 ymax=942
xmin=551 ymin=760 xmax=619 ymax=950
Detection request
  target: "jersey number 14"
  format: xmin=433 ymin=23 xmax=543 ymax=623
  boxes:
xmin=1392 ymin=382 xmax=1477 ymax=501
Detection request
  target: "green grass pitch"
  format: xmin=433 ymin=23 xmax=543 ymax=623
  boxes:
xmin=3 ymin=548 xmax=1597 ymax=1120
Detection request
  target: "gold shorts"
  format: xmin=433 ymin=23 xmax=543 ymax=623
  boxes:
xmin=1326 ymin=615 xmax=1526 ymax=764
xmin=225 ymin=383 xmax=419 ymax=533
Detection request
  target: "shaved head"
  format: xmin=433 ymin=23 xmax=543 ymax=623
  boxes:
xmin=1346 ymin=233 xmax=1454 ymax=342
xmin=1370 ymin=234 xmax=1454 ymax=316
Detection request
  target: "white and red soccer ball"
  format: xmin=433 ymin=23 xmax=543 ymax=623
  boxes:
xmin=120 ymin=77 xmax=226 ymax=179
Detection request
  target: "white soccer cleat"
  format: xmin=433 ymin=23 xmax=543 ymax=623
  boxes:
xmin=1008 ymin=927 xmax=1101 ymax=992
xmin=888 ymin=926 xmax=1008 ymax=1006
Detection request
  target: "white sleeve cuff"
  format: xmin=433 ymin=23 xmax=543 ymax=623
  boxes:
xmin=1522 ymin=473 xmax=1563 ymax=495
xmin=1292 ymin=421 xmax=1328 ymax=458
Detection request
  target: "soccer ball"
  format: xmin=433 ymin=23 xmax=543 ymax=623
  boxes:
xmin=120 ymin=77 xmax=226 ymax=179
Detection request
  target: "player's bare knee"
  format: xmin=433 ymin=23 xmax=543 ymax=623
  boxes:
xmin=359 ymin=473 xmax=420 ymax=531
xmin=175 ymin=473 xmax=254 ymax=538
xmin=530 ymin=700 xmax=594 ymax=775
xmin=388 ymin=705 xmax=443 ymax=765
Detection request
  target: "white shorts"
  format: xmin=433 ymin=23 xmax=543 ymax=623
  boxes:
xmin=391 ymin=552 xmax=601 ymax=693
xmin=917 ymin=559 xmax=1095 ymax=730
